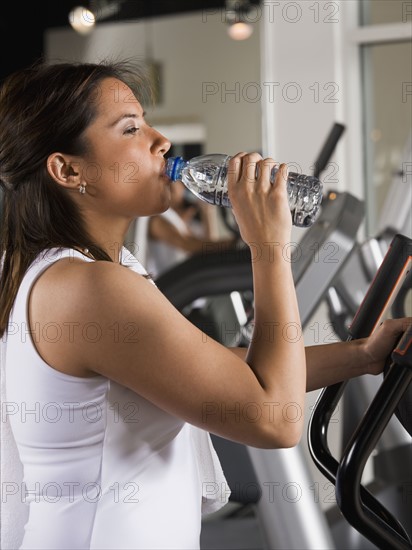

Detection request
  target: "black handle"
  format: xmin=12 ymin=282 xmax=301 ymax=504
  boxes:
xmin=313 ymin=122 xmax=346 ymax=179
xmin=335 ymin=326 xmax=412 ymax=548
xmin=307 ymin=377 xmax=407 ymax=538
xmin=307 ymin=233 xmax=412 ymax=545
xmin=349 ymin=233 xmax=412 ymax=339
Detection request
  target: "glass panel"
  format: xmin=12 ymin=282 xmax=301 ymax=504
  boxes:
xmin=360 ymin=0 xmax=411 ymax=26
xmin=361 ymin=41 xmax=412 ymax=237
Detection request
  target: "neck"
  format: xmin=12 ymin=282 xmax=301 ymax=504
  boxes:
xmin=83 ymin=216 xmax=133 ymax=263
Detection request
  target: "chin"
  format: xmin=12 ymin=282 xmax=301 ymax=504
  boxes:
xmin=136 ymin=184 xmax=171 ymax=216
xmin=157 ymin=202 xmax=171 ymax=214
xmin=158 ymin=187 xmax=172 ymax=212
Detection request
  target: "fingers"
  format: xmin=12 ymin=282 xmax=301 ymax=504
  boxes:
xmin=258 ymin=158 xmax=279 ymax=190
xmin=226 ymin=152 xmax=292 ymax=244
xmin=227 ymin=152 xmax=260 ymax=200
xmin=244 ymin=153 xmax=263 ymax=185
xmin=365 ymin=317 xmax=412 ymax=369
xmin=273 ymin=162 xmax=289 ymax=187
xmin=227 ymin=152 xmax=248 ymax=187
xmin=228 ymin=152 xmax=284 ymax=190
xmin=379 ymin=317 xmax=412 ymax=336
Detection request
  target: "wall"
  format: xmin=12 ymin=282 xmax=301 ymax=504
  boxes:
xmin=45 ymin=11 xmax=262 ymax=155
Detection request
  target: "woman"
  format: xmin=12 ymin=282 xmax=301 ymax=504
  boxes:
xmin=0 ymin=59 xmax=408 ymax=549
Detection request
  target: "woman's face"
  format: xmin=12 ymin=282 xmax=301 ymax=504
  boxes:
xmin=78 ymin=77 xmax=171 ymax=218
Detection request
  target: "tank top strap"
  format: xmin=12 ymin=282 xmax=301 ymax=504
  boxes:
xmin=120 ymin=245 xmax=156 ymax=284
xmin=18 ymin=246 xmax=154 ymax=295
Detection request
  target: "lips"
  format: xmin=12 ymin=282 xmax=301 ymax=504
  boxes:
xmin=160 ymin=160 xmax=170 ymax=179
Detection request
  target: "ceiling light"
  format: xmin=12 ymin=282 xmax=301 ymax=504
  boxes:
xmin=68 ymin=1 xmax=124 ymax=35
xmin=225 ymin=0 xmax=255 ymax=41
xmin=68 ymin=6 xmax=96 ymax=35
xmin=227 ymin=21 xmax=253 ymax=41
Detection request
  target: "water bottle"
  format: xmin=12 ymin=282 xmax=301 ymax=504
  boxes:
xmin=165 ymin=153 xmax=323 ymax=228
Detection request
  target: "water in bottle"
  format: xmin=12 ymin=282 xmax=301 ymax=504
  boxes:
xmin=165 ymin=153 xmax=323 ymax=228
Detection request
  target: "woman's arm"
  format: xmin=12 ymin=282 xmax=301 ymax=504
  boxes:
xmin=229 ymin=317 xmax=411 ymax=392
xmin=149 ymin=213 xmax=210 ymax=253
xmin=305 ymin=317 xmax=411 ymax=391
xmin=149 ymin=213 xmax=236 ymax=254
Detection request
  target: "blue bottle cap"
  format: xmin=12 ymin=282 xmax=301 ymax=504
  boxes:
xmin=165 ymin=156 xmax=185 ymax=181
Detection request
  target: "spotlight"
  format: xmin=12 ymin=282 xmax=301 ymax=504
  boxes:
xmin=225 ymin=0 xmax=255 ymax=41
xmin=68 ymin=6 xmax=96 ymax=35
xmin=227 ymin=21 xmax=253 ymax=41
xmin=68 ymin=1 xmax=124 ymax=35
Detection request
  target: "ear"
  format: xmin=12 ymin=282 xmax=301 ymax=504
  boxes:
xmin=47 ymin=153 xmax=83 ymax=190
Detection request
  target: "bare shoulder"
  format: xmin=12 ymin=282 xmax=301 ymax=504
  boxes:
xmin=30 ymin=257 xmax=151 ymax=317
xmin=28 ymin=257 xmax=156 ymax=377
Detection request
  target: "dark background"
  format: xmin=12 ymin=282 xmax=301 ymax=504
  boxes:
xmin=1 ymin=1 xmax=262 ymax=82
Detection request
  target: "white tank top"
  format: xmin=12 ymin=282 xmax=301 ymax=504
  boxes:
xmin=3 ymin=247 xmax=229 ymax=549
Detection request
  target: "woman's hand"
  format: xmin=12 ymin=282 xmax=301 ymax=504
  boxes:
xmin=362 ymin=317 xmax=412 ymax=375
xmin=305 ymin=317 xmax=411 ymax=392
xmin=227 ymin=152 xmax=292 ymax=247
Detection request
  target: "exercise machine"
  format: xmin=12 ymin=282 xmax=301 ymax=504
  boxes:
xmin=155 ymin=125 xmax=411 ymax=548
xmin=156 ymin=231 xmax=411 ymax=550
xmin=309 ymin=233 xmax=412 ymax=549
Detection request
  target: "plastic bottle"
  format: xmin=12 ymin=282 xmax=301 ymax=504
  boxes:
xmin=165 ymin=153 xmax=323 ymax=228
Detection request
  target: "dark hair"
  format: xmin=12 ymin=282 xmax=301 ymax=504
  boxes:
xmin=0 ymin=58 xmax=152 ymax=336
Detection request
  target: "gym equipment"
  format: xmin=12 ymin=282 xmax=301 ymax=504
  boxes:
xmin=309 ymin=233 xmax=412 ymax=550
xmin=325 ymin=129 xmax=411 ymax=341
xmin=336 ymin=325 xmax=412 ymax=550
xmin=220 ymin=122 xmax=346 ymax=239
xmin=155 ymin=125 xmax=411 ymax=548
xmin=156 ymin=219 xmax=411 ymax=550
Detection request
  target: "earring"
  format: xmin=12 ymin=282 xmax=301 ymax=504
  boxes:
xmin=79 ymin=184 xmax=86 ymax=195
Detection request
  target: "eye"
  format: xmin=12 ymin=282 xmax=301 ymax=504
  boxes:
xmin=124 ymin=126 xmax=139 ymax=135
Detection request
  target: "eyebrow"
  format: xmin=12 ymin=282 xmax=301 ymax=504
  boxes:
xmin=109 ymin=111 xmax=147 ymax=127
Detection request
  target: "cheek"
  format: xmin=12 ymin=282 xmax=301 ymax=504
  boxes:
xmin=117 ymin=163 xmax=141 ymax=186
xmin=83 ymin=144 xmax=138 ymax=182
xmin=110 ymin=155 xmax=149 ymax=187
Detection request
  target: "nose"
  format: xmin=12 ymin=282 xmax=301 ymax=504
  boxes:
xmin=151 ymin=127 xmax=171 ymax=156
